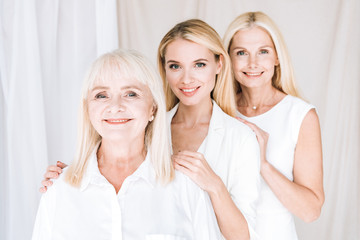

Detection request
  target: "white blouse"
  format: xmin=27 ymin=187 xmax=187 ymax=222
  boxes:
xmin=167 ymin=101 xmax=261 ymax=239
xmin=32 ymin=150 xmax=222 ymax=240
xmin=237 ymin=95 xmax=315 ymax=240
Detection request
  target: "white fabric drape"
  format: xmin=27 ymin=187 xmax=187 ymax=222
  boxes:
xmin=0 ymin=0 xmax=359 ymax=239
xmin=0 ymin=0 xmax=117 ymax=239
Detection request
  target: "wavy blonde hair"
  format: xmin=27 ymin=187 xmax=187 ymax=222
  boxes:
xmin=157 ymin=19 xmax=237 ymax=116
xmin=223 ymin=11 xmax=301 ymax=97
xmin=66 ymin=49 xmax=174 ymax=186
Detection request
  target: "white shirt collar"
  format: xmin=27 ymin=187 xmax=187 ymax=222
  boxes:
xmin=80 ymin=145 xmax=156 ymax=192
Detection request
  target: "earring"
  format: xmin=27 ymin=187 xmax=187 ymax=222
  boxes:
xmin=149 ymin=115 xmax=154 ymax=122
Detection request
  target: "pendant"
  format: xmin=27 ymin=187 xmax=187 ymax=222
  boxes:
xmin=252 ymin=106 xmax=257 ymax=110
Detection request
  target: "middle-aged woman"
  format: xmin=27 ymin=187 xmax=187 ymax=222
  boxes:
xmin=32 ymin=49 xmax=222 ymax=239
xmin=223 ymin=11 xmax=325 ymax=240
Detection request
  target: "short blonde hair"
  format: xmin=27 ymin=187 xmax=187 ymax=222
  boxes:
xmin=66 ymin=49 xmax=174 ymax=186
xmin=223 ymin=11 xmax=300 ymax=97
xmin=157 ymin=19 xmax=237 ymax=116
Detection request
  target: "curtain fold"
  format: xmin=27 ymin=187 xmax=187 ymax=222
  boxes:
xmin=1 ymin=1 xmax=48 ymax=239
xmin=0 ymin=0 xmax=118 ymax=239
xmin=308 ymin=0 xmax=359 ymax=238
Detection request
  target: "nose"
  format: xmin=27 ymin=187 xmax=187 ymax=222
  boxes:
xmin=107 ymin=96 xmax=126 ymax=113
xmin=248 ymin=54 xmax=258 ymax=69
xmin=181 ymin=68 xmax=195 ymax=84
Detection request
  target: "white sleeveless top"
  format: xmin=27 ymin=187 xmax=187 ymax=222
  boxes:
xmin=237 ymin=95 xmax=315 ymax=240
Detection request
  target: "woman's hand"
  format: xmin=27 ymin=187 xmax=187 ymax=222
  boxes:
xmin=236 ymin=117 xmax=269 ymax=164
xmin=172 ymin=150 xmax=222 ymax=194
xmin=39 ymin=161 xmax=68 ymax=193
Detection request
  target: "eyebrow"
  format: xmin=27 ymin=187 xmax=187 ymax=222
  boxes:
xmin=91 ymin=86 xmax=109 ymax=92
xmin=166 ymin=60 xmax=179 ymax=64
xmin=194 ymin=58 xmax=209 ymax=62
xmin=166 ymin=58 xmax=209 ymax=64
xmin=90 ymin=85 xmax=143 ymax=92
xmin=232 ymin=45 xmax=274 ymax=50
xmin=122 ymin=85 xmax=143 ymax=91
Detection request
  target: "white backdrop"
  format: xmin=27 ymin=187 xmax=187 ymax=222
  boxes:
xmin=0 ymin=0 xmax=359 ymax=239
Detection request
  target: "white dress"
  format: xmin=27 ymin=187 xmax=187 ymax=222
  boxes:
xmin=237 ymin=95 xmax=315 ymax=240
xmin=168 ymin=101 xmax=261 ymax=239
xmin=32 ymin=149 xmax=222 ymax=240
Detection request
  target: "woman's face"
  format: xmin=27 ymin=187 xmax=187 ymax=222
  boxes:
xmin=87 ymin=74 xmax=154 ymax=142
xmin=164 ymin=39 xmax=221 ymax=107
xmin=229 ymin=26 xmax=279 ymax=90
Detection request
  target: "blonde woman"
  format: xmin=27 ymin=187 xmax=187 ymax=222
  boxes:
xmin=158 ymin=19 xmax=260 ymax=240
xmin=32 ymin=49 xmax=221 ymax=239
xmin=223 ymin=12 xmax=324 ymax=240
xmin=40 ymin=20 xmax=261 ymax=240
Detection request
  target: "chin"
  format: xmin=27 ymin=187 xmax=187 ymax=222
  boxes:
xmin=101 ymin=132 xmax=128 ymax=142
xmin=178 ymin=98 xmax=202 ymax=107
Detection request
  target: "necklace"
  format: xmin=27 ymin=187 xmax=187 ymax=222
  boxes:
xmin=242 ymin=90 xmax=277 ymax=111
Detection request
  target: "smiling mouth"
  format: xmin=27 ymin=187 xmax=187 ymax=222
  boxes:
xmin=244 ymin=72 xmax=263 ymax=77
xmin=180 ymin=87 xmax=200 ymax=93
xmin=104 ymin=119 xmax=131 ymax=124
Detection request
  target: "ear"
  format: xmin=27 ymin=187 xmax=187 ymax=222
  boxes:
xmin=152 ymin=103 xmax=157 ymax=114
xmin=149 ymin=103 xmax=157 ymax=122
xmin=216 ymin=54 xmax=223 ymax=75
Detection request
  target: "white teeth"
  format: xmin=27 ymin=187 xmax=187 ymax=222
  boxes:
xmin=246 ymin=72 xmax=262 ymax=76
xmin=182 ymin=87 xmax=197 ymax=92
xmin=108 ymin=119 xmax=128 ymax=123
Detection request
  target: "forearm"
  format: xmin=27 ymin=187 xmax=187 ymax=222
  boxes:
xmin=208 ymin=179 xmax=250 ymax=240
xmin=261 ymin=161 xmax=324 ymax=222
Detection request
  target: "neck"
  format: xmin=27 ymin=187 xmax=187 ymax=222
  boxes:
xmin=238 ymin=85 xmax=278 ymax=109
xmin=174 ymin=97 xmax=213 ymax=128
xmin=97 ymin=138 xmax=146 ymax=169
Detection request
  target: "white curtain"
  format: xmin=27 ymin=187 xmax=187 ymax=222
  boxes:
xmin=0 ymin=0 xmax=118 ymax=239
xmin=0 ymin=0 xmax=359 ymax=239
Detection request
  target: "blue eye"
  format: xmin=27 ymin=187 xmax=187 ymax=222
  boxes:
xmin=260 ymin=49 xmax=269 ymax=54
xmin=126 ymin=92 xmax=137 ymax=97
xmin=169 ymin=64 xmax=180 ymax=69
xmin=237 ymin=50 xmax=246 ymax=56
xmin=95 ymin=93 xmax=107 ymax=99
xmin=195 ymin=62 xmax=206 ymax=68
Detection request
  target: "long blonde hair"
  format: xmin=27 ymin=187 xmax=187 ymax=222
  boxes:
xmin=223 ymin=11 xmax=301 ymax=97
xmin=157 ymin=19 xmax=237 ymax=116
xmin=66 ymin=49 xmax=174 ymax=186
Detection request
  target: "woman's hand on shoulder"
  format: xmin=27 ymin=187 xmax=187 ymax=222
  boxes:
xmin=236 ymin=117 xmax=269 ymax=164
xmin=39 ymin=161 xmax=68 ymax=193
xmin=172 ymin=150 xmax=222 ymax=194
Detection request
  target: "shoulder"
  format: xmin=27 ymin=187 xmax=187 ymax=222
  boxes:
xmin=39 ymin=168 xmax=69 ymax=209
xmin=279 ymin=95 xmax=316 ymax=125
xmin=299 ymin=108 xmax=320 ymax=133
xmin=284 ymin=95 xmax=318 ymax=141
xmin=45 ymin=166 xmax=82 ymax=199
xmin=285 ymin=95 xmax=315 ymax=113
xmin=213 ymin=102 xmax=255 ymax=139
xmin=211 ymin=105 xmax=260 ymax=165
